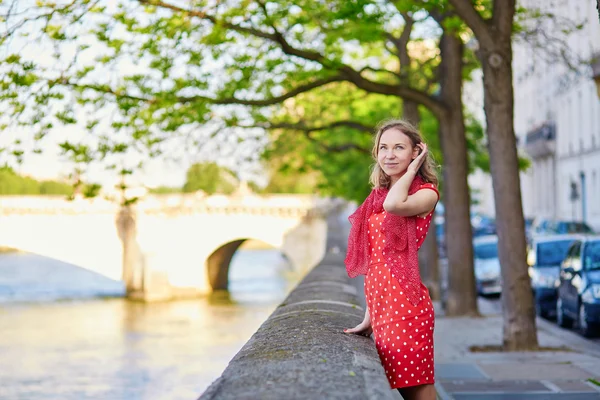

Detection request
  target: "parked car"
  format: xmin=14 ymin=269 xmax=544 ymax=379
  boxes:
xmin=473 ymin=235 xmax=501 ymax=295
xmin=527 ymin=234 xmax=583 ymax=318
xmin=524 ymin=218 xmax=535 ymax=243
xmin=556 ymin=236 xmax=600 ymax=337
xmin=530 ymin=219 xmax=594 ymax=238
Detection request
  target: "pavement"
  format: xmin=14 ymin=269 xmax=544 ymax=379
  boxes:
xmin=433 ymin=297 xmax=600 ymax=399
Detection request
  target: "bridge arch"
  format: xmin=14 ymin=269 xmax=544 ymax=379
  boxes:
xmin=0 ymin=194 xmax=338 ymax=301
xmin=206 ymin=238 xmax=295 ymax=291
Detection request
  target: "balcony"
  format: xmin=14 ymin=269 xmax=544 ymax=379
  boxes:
xmin=524 ymin=122 xmax=556 ymax=159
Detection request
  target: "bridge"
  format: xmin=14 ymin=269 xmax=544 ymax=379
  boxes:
xmin=0 ymin=192 xmax=345 ymax=301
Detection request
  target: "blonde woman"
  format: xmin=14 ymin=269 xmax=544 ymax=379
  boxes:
xmin=344 ymin=120 xmax=439 ymax=400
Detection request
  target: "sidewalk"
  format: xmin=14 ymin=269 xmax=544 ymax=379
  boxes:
xmin=433 ymin=298 xmax=600 ymax=399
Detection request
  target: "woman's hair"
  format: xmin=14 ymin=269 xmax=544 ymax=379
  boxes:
xmin=369 ymin=119 xmax=439 ymax=189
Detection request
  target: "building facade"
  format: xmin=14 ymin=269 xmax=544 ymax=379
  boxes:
xmin=514 ymin=0 xmax=600 ymax=230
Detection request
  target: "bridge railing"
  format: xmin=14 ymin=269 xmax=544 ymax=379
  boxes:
xmin=199 ymin=252 xmax=396 ymax=400
xmin=0 ymin=194 xmax=345 ymax=217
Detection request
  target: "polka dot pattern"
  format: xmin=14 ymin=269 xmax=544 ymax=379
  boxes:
xmin=364 ymin=183 xmax=437 ymax=389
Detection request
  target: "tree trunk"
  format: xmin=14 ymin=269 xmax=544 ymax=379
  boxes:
xmin=420 ymin=221 xmax=441 ymax=301
xmin=403 ymin=101 xmax=420 ymax=127
xmin=480 ymin=39 xmax=538 ymax=350
xmin=438 ymin=33 xmax=479 ymax=316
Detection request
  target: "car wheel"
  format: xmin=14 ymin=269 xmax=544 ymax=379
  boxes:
xmin=578 ymin=303 xmax=599 ymax=338
xmin=556 ymin=298 xmax=573 ymax=328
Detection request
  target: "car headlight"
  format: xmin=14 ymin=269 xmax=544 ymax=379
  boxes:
xmin=581 ymin=284 xmax=600 ymax=303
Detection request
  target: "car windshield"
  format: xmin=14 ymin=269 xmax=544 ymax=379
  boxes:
xmin=584 ymin=241 xmax=600 ymax=271
xmin=536 ymin=240 xmax=573 ymax=266
xmin=474 ymin=242 xmax=498 ymax=259
xmin=556 ymin=222 xmax=594 ymax=234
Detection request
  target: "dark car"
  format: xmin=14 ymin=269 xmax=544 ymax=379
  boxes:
xmin=527 ymin=234 xmax=582 ymax=318
xmin=556 ymin=236 xmax=600 ymax=337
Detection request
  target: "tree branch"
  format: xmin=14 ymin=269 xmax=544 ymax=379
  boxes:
xmin=359 ymin=65 xmax=401 ymax=80
xmin=303 ymin=132 xmax=370 ymax=154
xmin=55 ymin=78 xmax=151 ymax=103
xmin=254 ymin=120 xmax=373 ymax=134
xmin=241 ymin=120 xmax=372 ymax=154
xmin=138 ymin=0 xmax=446 ymax=117
xmin=446 ymin=0 xmax=494 ymax=49
xmin=181 ymin=75 xmax=345 ymax=106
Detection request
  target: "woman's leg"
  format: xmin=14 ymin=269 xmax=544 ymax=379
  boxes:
xmin=398 ymin=383 xmax=436 ymax=400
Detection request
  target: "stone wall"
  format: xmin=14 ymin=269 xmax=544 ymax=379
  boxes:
xmin=199 ymin=252 xmax=397 ymax=400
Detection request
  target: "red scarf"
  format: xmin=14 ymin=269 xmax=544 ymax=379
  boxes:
xmin=345 ymin=176 xmax=423 ymax=306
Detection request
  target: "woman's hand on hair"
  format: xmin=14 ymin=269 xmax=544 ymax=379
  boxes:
xmin=407 ymin=143 xmax=428 ymax=175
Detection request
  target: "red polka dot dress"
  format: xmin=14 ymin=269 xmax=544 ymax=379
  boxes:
xmin=364 ymin=183 xmax=438 ymax=389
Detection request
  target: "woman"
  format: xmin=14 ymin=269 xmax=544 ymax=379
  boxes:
xmin=343 ymin=119 xmax=439 ymax=400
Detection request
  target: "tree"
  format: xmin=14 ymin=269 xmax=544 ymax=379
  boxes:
xmin=447 ymin=0 xmax=536 ymax=350
xmin=182 ymin=162 xmax=237 ymax=194
xmin=0 ymin=166 xmax=73 ymax=195
xmin=0 ymin=0 xmax=483 ymax=315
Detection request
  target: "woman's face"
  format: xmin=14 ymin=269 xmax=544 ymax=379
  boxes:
xmin=377 ymin=128 xmax=419 ymax=178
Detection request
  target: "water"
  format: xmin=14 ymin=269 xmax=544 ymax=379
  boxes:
xmin=0 ymin=248 xmax=297 ymax=400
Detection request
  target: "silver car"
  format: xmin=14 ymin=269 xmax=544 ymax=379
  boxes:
xmin=473 ymin=235 xmax=502 ymax=295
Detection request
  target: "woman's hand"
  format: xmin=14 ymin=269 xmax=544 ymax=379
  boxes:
xmin=344 ymin=316 xmax=373 ymax=337
xmin=407 ymin=143 xmax=428 ymax=175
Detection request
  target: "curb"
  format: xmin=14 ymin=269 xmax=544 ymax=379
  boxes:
xmin=435 ymin=382 xmax=454 ymax=400
xmin=536 ymin=316 xmax=600 ymax=358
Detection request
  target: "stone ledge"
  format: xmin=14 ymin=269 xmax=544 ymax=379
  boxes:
xmin=199 ymin=252 xmax=396 ymax=400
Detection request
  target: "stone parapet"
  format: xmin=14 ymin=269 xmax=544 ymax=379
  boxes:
xmin=199 ymin=252 xmax=396 ymax=400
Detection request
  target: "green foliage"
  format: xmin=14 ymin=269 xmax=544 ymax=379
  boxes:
xmin=260 ymin=81 xmax=449 ymax=202
xmin=0 ymin=166 xmax=72 ymax=195
xmin=182 ymin=162 xmax=237 ymax=195
xmin=148 ymin=186 xmax=182 ymax=194
xmin=83 ymin=183 xmax=102 ymax=198
xmin=261 ymin=172 xmax=318 ymax=194
xmin=0 ymin=0 xmax=488 ymax=199
xmin=0 ymin=0 xmax=433 ymax=163
xmin=39 ymin=180 xmax=74 ymax=195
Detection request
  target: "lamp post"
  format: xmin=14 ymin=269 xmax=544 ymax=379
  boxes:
xmin=570 ymin=180 xmax=579 ymax=220
xmin=580 ymin=171 xmax=587 ymax=223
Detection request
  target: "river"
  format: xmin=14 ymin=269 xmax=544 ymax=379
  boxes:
xmin=0 ymin=247 xmax=297 ymax=400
